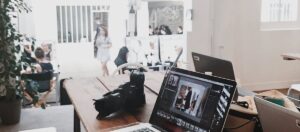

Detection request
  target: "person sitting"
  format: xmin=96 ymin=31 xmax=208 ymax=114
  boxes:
xmin=22 ymin=42 xmax=37 ymax=67
xmin=34 ymin=47 xmax=53 ymax=73
xmin=177 ymin=26 xmax=183 ymax=34
xmin=149 ymin=25 xmax=154 ymax=36
xmin=21 ymin=47 xmax=53 ymax=74
xmin=114 ymin=46 xmax=129 ymax=74
xmin=159 ymin=25 xmax=166 ymax=35
xmin=164 ymin=25 xmax=172 ymax=35
xmin=153 ymin=27 xmax=160 ymax=35
xmin=22 ymin=47 xmax=54 ymax=107
xmin=159 ymin=25 xmax=172 ymax=35
xmin=41 ymin=43 xmax=52 ymax=61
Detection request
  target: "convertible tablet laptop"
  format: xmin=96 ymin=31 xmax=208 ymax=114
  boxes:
xmin=112 ymin=68 xmax=237 ymax=132
xmin=254 ymin=96 xmax=300 ymax=132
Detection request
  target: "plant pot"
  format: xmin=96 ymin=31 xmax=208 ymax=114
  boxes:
xmin=0 ymin=99 xmax=21 ymax=125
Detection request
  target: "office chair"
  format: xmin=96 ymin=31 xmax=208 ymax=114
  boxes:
xmin=21 ymin=71 xmax=58 ymax=107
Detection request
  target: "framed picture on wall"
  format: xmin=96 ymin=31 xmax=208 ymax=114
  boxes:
xmin=148 ymin=1 xmax=184 ymax=35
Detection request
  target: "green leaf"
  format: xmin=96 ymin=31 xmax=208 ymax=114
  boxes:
xmin=0 ymin=0 xmax=33 ymax=100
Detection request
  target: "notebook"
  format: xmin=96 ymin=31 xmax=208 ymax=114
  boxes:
xmin=112 ymin=68 xmax=237 ymax=132
xmin=254 ymin=96 xmax=300 ymax=132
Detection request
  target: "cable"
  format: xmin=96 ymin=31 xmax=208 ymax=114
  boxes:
xmin=224 ymin=117 xmax=257 ymax=130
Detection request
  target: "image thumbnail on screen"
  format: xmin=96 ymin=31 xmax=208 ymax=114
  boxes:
xmin=171 ymin=77 xmax=211 ymax=120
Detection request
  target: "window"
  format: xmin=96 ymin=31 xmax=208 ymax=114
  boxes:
xmin=261 ymin=0 xmax=300 ymax=30
xmin=56 ymin=5 xmax=109 ymax=44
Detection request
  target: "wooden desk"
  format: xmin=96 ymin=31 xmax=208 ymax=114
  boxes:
xmin=64 ymin=72 xmax=165 ymax=132
xmin=282 ymin=53 xmax=300 ymax=60
xmin=64 ymin=71 xmax=257 ymax=132
xmin=144 ymin=72 xmax=165 ymax=94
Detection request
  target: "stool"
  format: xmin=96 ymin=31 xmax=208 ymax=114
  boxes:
xmin=287 ymin=84 xmax=300 ymax=108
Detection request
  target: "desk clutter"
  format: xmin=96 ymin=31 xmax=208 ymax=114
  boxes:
xmin=61 ymin=52 xmax=300 ymax=132
xmin=257 ymin=90 xmax=298 ymax=112
xmin=94 ymin=70 xmax=146 ymax=119
xmin=63 ymin=70 xmax=300 ymax=132
xmin=225 ymin=90 xmax=300 ymax=132
xmin=93 ymin=67 xmax=237 ymax=132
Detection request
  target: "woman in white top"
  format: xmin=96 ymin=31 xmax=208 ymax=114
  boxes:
xmin=94 ymin=26 xmax=112 ymax=76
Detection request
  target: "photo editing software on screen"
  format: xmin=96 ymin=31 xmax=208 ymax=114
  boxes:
xmin=150 ymin=71 xmax=234 ymax=132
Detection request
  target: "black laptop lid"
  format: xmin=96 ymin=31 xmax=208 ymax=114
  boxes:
xmin=192 ymin=52 xmax=235 ymax=80
xmin=149 ymin=68 xmax=237 ymax=132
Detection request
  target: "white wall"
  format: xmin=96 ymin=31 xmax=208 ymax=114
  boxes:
xmin=31 ymin=0 xmax=58 ymax=42
xmin=107 ymin=0 xmax=128 ymax=72
xmin=186 ymin=0 xmax=213 ymax=70
xmin=137 ymin=1 xmax=149 ymax=37
xmin=211 ymin=0 xmax=300 ymax=90
xmin=18 ymin=0 xmax=35 ymax=37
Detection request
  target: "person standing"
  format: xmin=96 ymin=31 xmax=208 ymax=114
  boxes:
xmin=184 ymin=87 xmax=192 ymax=110
xmin=94 ymin=26 xmax=112 ymax=76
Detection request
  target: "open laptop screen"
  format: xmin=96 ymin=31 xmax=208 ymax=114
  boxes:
xmin=150 ymin=68 xmax=236 ymax=132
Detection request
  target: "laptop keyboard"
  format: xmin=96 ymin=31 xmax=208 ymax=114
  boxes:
xmin=130 ymin=127 xmax=155 ymax=132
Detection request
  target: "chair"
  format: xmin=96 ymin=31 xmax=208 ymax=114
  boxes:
xmin=112 ymin=63 xmax=148 ymax=75
xmin=21 ymin=71 xmax=58 ymax=107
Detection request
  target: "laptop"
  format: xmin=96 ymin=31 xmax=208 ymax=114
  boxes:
xmin=192 ymin=52 xmax=235 ymax=80
xmin=254 ymin=96 xmax=300 ymax=132
xmin=112 ymin=68 xmax=237 ymax=132
xmin=192 ymin=52 xmax=238 ymax=101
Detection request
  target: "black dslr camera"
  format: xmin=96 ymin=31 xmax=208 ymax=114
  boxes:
xmin=93 ymin=70 xmax=146 ymax=119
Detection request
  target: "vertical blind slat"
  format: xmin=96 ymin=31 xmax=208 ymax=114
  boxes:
xmin=56 ymin=4 xmax=109 ymax=44
xmin=261 ymin=0 xmax=298 ymax=22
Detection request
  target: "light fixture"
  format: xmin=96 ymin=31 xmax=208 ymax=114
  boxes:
xmin=186 ymin=9 xmax=193 ymax=20
xmin=128 ymin=5 xmax=136 ymax=37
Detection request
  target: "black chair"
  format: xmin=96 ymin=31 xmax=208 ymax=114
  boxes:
xmin=21 ymin=71 xmax=58 ymax=107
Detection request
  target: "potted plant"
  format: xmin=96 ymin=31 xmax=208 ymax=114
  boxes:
xmin=0 ymin=0 xmax=31 ymax=124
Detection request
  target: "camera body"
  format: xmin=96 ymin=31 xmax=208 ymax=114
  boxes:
xmin=94 ymin=70 xmax=146 ymax=119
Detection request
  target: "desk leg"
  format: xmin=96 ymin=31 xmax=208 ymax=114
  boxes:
xmin=74 ymin=109 xmax=81 ymax=132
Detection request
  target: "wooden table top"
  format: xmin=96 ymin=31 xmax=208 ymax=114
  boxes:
xmin=281 ymin=53 xmax=300 ymax=60
xmin=64 ymin=72 xmax=165 ymax=132
xmin=64 ymin=78 xmax=137 ymax=132
xmin=144 ymin=72 xmax=165 ymax=94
